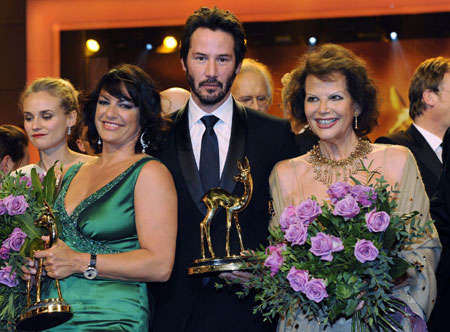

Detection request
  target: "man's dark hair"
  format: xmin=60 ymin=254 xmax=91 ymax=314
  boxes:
xmin=409 ymin=57 xmax=450 ymax=119
xmin=180 ymin=7 xmax=247 ymax=70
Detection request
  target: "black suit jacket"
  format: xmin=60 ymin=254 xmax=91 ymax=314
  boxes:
xmin=375 ymin=124 xmax=442 ymax=199
xmin=149 ymin=100 xmax=299 ymax=332
xmin=428 ymin=127 xmax=450 ymax=332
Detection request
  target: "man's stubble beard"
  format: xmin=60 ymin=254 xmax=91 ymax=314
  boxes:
xmin=186 ymin=66 xmax=237 ymax=107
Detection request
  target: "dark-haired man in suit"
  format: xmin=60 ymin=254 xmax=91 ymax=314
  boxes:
xmin=150 ymin=7 xmax=299 ymax=332
xmin=376 ymin=57 xmax=450 ymax=199
xmin=430 ymin=126 xmax=450 ymax=332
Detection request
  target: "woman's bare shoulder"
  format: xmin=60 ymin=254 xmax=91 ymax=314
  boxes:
xmin=274 ymin=154 xmax=310 ymax=174
xmin=137 ymin=158 xmax=173 ymax=186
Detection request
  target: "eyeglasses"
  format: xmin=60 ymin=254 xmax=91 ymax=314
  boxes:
xmin=237 ymin=95 xmax=270 ymax=108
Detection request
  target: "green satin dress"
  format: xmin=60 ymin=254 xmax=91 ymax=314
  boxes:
xmin=43 ymin=157 xmax=154 ymax=331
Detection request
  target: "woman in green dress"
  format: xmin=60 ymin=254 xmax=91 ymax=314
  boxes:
xmin=29 ymin=64 xmax=178 ymax=331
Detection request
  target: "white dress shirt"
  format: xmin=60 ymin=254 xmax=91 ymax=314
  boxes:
xmin=188 ymin=94 xmax=233 ymax=176
xmin=414 ymin=123 xmax=443 ymax=162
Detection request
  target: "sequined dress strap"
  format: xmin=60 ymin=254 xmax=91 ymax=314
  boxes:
xmin=54 ymin=157 xmax=155 ymax=254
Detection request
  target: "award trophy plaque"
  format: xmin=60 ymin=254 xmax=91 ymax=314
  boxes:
xmin=188 ymin=157 xmax=253 ymax=275
xmin=16 ymin=202 xmax=72 ymax=331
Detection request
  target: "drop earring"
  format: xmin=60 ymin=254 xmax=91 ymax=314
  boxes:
xmin=67 ymin=127 xmax=72 ymax=135
xmin=140 ymin=132 xmax=149 ymax=154
xmin=354 ymin=114 xmax=358 ymax=130
xmin=97 ymin=137 xmax=102 ymax=146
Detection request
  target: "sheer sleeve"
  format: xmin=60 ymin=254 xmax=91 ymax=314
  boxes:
xmin=393 ymin=150 xmax=441 ymax=320
xmin=269 ymin=163 xmax=286 ymax=229
xmin=269 ymin=159 xmax=304 ymax=229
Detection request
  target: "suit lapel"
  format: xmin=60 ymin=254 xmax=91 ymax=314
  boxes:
xmin=175 ymin=101 xmax=248 ymax=213
xmin=406 ymin=125 xmax=442 ymax=177
xmin=174 ymin=105 xmax=205 ymax=213
xmin=219 ymin=101 xmax=247 ymax=193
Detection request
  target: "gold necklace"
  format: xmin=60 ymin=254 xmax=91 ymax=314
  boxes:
xmin=309 ymin=138 xmax=372 ymax=186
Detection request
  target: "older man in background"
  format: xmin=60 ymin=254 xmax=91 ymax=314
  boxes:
xmin=231 ymin=58 xmax=274 ymax=112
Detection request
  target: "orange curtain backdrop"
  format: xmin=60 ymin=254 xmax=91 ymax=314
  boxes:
xmin=27 ymin=0 xmax=450 ymax=82
xmin=26 ymin=0 xmax=450 ymax=163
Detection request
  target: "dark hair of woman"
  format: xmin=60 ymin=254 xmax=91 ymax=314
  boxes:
xmin=82 ymin=64 xmax=170 ymax=154
xmin=284 ymin=43 xmax=379 ymax=136
xmin=0 ymin=124 xmax=28 ymax=165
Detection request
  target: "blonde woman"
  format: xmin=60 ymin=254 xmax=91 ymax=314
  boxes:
xmin=18 ymin=77 xmax=96 ymax=178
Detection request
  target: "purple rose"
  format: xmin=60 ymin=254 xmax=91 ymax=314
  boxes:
xmin=354 ymin=239 xmax=379 ymax=263
xmin=266 ymin=243 xmax=286 ymax=255
xmin=20 ymin=176 xmax=32 ymax=187
xmin=327 ymin=182 xmax=351 ymax=203
xmin=0 ymin=265 xmax=19 ymax=288
xmin=279 ymin=205 xmax=298 ymax=231
xmin=264 ymin=244 xmax=285 ymax=277
xmin=330 ymin=235 xmax=344 ymax=252
xmin=264 ymin=250 xmax=284 ymax=277
xmin=295 ymin=199 xmax=321 ymax=225
xmin=350 ymin=185 xmax=377 ymax=207
xmin=304 ymin=278 xmax=328 ymax=303
xmin=332 ymin=195 xmax=360 ymax=220
xmin=365 ymin=209 xmax=390 ymax=232
xmin=5 ymin=228 xmax=28 ymax=251
xmin=284 ymin=223 xmax=308 ymax=246
xmin=3 ymin=195 xmax=29 ymax=215
xmin=310 ymin=232 xmax=343 ymax=261
xmin=0 ymin=199 xmax=6 ymax=215
xmin=287 ymin=266 xmax=309 ymax=292
xmin=0 ymin=246 xmax=10 ymax=260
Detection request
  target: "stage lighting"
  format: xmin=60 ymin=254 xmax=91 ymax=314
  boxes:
xmin=389 ymin=32 xmax=398 ymax=41
xmin=146 ymin=43 xmax=153 ymax=50
xmin=163 ymin=36 xmax=177 ymax=49
xmin=308 ymin=37 xmax=317 ymax=46
xmin=86 ymin=39 xmax=100 ymax=52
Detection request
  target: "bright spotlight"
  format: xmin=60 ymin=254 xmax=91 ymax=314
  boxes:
xmin=146 ymin=43 xmax=153 ymax=51
xmin=86 ymin=39 xmax=100 ymax=52
xmin=308 ymin=37 xmax=317 ymax=46
xmin=163 ymin=36 xmax=177 ymax=49
xmin=389 ymin=32 xmax=398 ymax=41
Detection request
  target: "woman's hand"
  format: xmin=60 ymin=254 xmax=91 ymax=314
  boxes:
xmin=33 ymin=236 xmax=83 ymax=279
xmin=20 ymin=257 xmax=37 ymax=281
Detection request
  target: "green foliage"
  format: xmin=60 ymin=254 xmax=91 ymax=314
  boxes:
xmin=0 ymin=166 xmax=59 ymax=330
xmin=222 ymin=165 xmax=431 ymax=331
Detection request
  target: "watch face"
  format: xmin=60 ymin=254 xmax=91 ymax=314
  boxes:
xmin=84 ymin=267 xmax=97 ymax=280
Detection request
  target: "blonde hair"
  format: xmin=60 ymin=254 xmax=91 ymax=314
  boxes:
xmin=20 ymin=77 xmax=79 ymax=115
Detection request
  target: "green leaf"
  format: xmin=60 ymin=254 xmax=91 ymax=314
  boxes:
xmin=389 ymin=257 xmax=411 ymax=280
xmin=30 ymin=167 xmax=44 ymax=202
xmin=382 ymin=225 xmax=396 ymax=250
xmin=329 ymin=301 xmax=345 ymax=322
xmin=343 ymin=298 xmax=358 ymax=316
xmin=42 ymin=164 xmax=58 ymax=204
xmin=336 ymin=284 xmax=353 ymax=300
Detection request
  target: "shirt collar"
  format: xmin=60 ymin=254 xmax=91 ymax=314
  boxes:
xmin=188 ymin=94 xmax=234 ymax=129
xmin=413 ymin=123 xmax=443 ymax=152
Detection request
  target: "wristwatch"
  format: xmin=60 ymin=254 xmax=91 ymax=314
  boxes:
xmin=83 ymin=253 xmax=97 ymax=280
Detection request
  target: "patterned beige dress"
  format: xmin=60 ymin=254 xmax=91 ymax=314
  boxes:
xmin=269 ymin=144 xmax=441 ymax=332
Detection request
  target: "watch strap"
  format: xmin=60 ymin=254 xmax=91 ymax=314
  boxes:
xmin=89 ymin=253 xmax=97 ymax=268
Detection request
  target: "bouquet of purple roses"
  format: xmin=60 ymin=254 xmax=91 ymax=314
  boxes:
xmin=234 ymin=173 xmax=433 ymax=332
xmin=0 ymin=166 xmax=58 ymax=330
